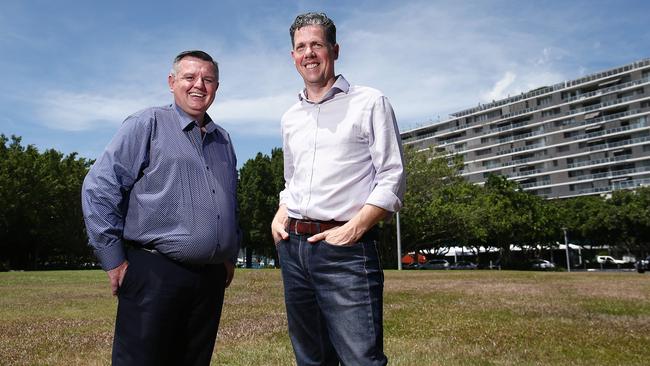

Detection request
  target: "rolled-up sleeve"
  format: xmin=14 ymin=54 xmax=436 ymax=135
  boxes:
xmin=365 ymin=96 xmax=405 ymax=212
xmin=81 ymin=115 xmax=151 ymax=270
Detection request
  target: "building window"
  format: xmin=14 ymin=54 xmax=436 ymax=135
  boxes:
xmin=474 ymin=113 xmax=489 ymax=123
xmin=556 ymin=145 xmax=570 ymax=153
xmin=476 ymin=148 xmax=492 ymax=156
xmin=563 ymin=131 xmax=580 ymax=138
xmin=537 ymin=96 xmax=552 ymax=106
xmin=562 ymin=90 xmax=577 ymax=100
xmin=541 ymin=108 xmax=561 ymax=118
xmin=554 ymin=118 xmax=575 ymax=127
xmin=613 ymin=148 xmax=632 ymax=157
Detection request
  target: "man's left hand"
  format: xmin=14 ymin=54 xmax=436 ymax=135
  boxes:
xmin=307 ymin=224 xmax=363 ymax=246
xmin=306 ymin=204 xmax=389 ymax=246
xmin=224 ymin=261 xmax=235 ymax=288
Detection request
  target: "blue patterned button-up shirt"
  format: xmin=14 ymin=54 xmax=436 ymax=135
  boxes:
xmin=82 ymin=103 xmax=240 ymax=271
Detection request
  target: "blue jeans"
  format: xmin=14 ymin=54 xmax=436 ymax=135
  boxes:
xmin=278 ymin=232 xmax=387 ymax=366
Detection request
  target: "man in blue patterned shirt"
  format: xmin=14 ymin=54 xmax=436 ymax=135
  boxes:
xmin=81 ymin=50 xmax=240 ymax=365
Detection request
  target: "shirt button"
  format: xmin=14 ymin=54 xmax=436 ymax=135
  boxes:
xmin=206 ymin=166 xmax=210 ymax=170
xmin=212 ymin=189 xmax=216 ymax=194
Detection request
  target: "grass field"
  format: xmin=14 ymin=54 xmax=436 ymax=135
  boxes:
xmin=1 ymin=269 xmax=649 ymax=365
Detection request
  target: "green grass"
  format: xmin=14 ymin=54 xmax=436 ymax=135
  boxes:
xmin=1 ymin=270 xmax=649 ymax=365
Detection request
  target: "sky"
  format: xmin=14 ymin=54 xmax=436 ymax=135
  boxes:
xmin=1 ymin=0 xmax=649 ymax=167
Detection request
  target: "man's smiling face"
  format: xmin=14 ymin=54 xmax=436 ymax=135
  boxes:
xmin=291 ymin=25 xmax=338 ymax=89
xmin=168 ymin=56 xmax=218 ymax=122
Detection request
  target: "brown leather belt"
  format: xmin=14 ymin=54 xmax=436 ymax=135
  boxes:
xmin=287 ymin=218 xmax=346 ymax=235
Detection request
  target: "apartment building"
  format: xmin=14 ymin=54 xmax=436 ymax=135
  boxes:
xmin=401 ymin=59 xmax=650 ymax=198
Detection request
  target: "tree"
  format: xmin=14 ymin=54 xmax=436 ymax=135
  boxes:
xmin=0 ymin=135 xmax=92 ymax=270
xmin=399 ymin=146 xmax=471 ymax=257
xmin=608 ymin=187 xmax=650 ymax=255
xmin=237 ymin=148 xmax=284 ymax=267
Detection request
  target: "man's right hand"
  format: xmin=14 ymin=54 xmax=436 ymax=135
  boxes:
xmin=107 ymin=260 xmax=129 ymax=296
xmin=271 ymin=204 xmax=289 ymax=244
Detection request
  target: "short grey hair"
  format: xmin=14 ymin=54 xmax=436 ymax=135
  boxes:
xmin=289 ymin=12 xmax=336 ymax=47
xmin=170 ymin=50 xmax=219 ymax=81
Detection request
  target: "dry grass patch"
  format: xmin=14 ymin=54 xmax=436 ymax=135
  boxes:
xmin=1 ymin=269 xmax=649 ymax=365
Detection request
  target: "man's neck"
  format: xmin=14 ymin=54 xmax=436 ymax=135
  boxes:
xmin=195 ymin=114 xmax=207 ymax=127
xmin=305 ymin=76 xmax=337 ymax=103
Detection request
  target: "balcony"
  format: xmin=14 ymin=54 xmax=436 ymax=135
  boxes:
xmin=508 ymin=169 xmax=543 ymax=178
xmin=586 ymin=135 xmax=650 ymax=152
xmin=566 ymin=154 xmax=633 ymax=169
xmin=520 ymin=180 xmax=552 ymax=189
xmin=496 ymin=142 xmax=545 ymax=156
xmin=562 ymin=76 xmax=650 ymax=103
xmin=571 ymin=166 xmax=650 ymax=182
xmin=573 ymin=118 xmax=648 ymax=141
xmin=612 ymin=177 xmax=650 ymax=190
xmin=567 ymin=94 xmax=643 ymax=116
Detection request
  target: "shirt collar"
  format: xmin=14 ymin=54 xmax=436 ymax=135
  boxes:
xmin=173 ymin=103 xmax=218 ymax=135
xmin=298 ymin=74 xmax=350 ymax=104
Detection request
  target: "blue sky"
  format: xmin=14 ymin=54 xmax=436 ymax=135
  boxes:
xmin=1 ymin=0 xmax=648 ymax=166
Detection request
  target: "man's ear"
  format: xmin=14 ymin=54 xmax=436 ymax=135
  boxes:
xmin=168 ymin=74 xmax=175 ymax=92
xmin=333 ymin=43 xmax=339 ymax=60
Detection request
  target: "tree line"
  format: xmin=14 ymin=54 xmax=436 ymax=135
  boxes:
xmin=398 ymin=146 xmax=650 ymax=268
xmin=1 ymin=135 xmax=648 ymax=270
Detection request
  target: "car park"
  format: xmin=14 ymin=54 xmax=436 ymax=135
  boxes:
xmin=420 ymin=259 xmax=450 ymax=270
xmin=450 ymin=261 xmax=478 ymax=270
xmin=529 ymin=259 xmax=555 ymax=270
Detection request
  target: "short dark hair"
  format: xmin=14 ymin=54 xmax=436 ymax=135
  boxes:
xmin=171 ymin=50 xmax=219 ymax=81
xmin=289 ymin=12 xmax=336 ymax=47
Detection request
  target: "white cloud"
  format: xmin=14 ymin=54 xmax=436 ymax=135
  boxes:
xmin=210 ymin=93 xmax=296 ymax=135
xmin=30 ymin=1 xmax=577 ymax=137
xmin=329 ymin=1 xmax=575 ymax=130
xmin=482 ymin=72 xmax=517 ymax=101
xmin=35 ymin=91 xmax=165 ymax=131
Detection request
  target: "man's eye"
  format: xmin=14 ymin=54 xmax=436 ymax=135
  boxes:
xmin=203 ymin=79 xmax=215 ymax=84
xmin=183 ymin=76 xmax=194 ymax=82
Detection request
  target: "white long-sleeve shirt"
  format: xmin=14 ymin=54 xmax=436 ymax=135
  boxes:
xmin=279 ymin=75 xmax=405 ymax=221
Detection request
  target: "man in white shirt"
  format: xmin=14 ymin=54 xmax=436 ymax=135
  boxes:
xmin=271 ymin=12 xmax=405 ymax=366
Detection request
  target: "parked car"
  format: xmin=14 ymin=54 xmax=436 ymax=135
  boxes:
xmin=450 ymin=261 xmax=478 ymax=270
xmin=529 ymin=259 xmax=555 ymax=270
xmin=596 ymin=255 xmax=626 ymax=265
xmin=635 ymin=256 xmax=650 ymax=273
xmin=420 ymin=259 xmax=450 ymax=270
xmin=403 ymin=262 xmax=421 ymax=270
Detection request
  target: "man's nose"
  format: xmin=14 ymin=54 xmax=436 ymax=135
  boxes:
xmin=193 ymin=77 xmax=207 ymax=88
xmin=304 ymin=46 xmax=316 ymax=57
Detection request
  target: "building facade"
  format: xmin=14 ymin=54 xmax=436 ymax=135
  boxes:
xmin=402 ymin=59 xmax=650 ymax=198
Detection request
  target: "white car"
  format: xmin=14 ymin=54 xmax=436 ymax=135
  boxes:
xmin=596 ymin=256 xmax=626 ymax=265
xmin=529 ymin=259 xmax=555 ymax=270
